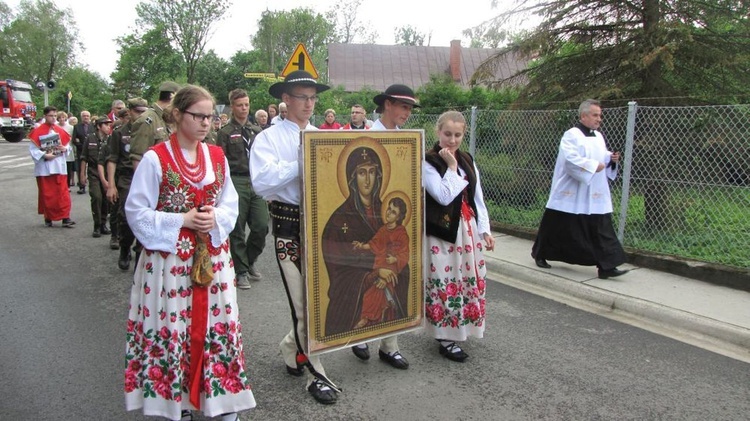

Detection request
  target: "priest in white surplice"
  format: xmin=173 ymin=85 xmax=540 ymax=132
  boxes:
xmin=531 ymin=99 xmax=629 ymax=279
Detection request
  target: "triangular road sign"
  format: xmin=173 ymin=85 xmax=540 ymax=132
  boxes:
xmin=281 ymin=43 xmax=319 ymax=79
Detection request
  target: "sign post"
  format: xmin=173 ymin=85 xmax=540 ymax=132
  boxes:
xmin=280 ymin=43 xmax=319 ymax=78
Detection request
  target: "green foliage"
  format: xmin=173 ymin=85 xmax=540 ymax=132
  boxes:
xmin=416 ymin=74 xmax=520 ymax=113
xmin=136 ymin=0 xmax=229 ymax=83
xmin=394 ymin=25 xmax=426 ymax=46
xmin=251 ymin=8 xmax=334 ymax=75
xmin=0 ymin=0 xmax=81 ymax=82
xmin=462 ymin=19 xmax=507 ymax=48
xmin=314 ymin=85 xmax=380 ymax=122
xmin=473 ymin=0 xmax=750 ymax=106
xmin=111 ymin=26 xmax=185 ymax=101
xmin=193 ymin=50 xmax=231 ymax=102
xmin=49 ymin=66 xmax=111 ymax=117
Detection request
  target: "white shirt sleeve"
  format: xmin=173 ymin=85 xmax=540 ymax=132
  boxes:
xmin=249 ymin=129 xmax=299 ymax=199
xmin=29 ymin=142 xmax=45 ymax=162
xmin=560 ymin=130 xmax=599 ymax=185
xmin=422 ymin=160 xmax=468 ymax=206
xmin=125 ymin=150 xmax=185 ymax=252
xmin=208 ymin=156 xmax=239 ymax=247
xmin=473 ymin=162 xmax=491 ymax=236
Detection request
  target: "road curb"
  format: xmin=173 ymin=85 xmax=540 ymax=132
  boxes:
xmin=485 ymin=258 xmax=750 ymax=362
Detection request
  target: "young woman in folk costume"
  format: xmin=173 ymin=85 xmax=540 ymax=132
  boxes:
xmin=423 ymin=111 xmax=495 ymax=362
xmin=124 ymin=85 xmax=255 ymax=421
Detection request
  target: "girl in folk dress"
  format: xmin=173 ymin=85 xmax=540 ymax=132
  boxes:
xmin=124 ymin=85 xmax=255 ymax=421
xmin=423 ymin=111 xmax=496 ymax=362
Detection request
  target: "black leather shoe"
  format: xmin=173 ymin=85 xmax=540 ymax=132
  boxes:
xmin=535 ymin=258 xmax=551 ymax=269
xmin=352 ymin=344 xmax=370 ymax=361
xmin=118 ymin=251 xmax=131 ymax=271
xmin=439 ymin=341 xmax=469 ymax=362
xmin=307 ymin=379 xmax=337 ymax=405
xmin=100 ymin=225 xmax=111 ymax=235
xmin=286 ymin=364 xmax=304 ymax=377
xmin=92 ymin=228 xmax=101 ymax=238
xmin=378 ymin=350 xmax=409 ymax=369
xmin=598 ymin=268 xmax=629 ymax=279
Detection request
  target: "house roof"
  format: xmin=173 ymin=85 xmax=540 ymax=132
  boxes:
xmin=326 ymin=42 xmax=526 ymax=92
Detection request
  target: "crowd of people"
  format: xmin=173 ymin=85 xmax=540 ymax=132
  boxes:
xmin=27 ymin=70 xmax=626 ymax=420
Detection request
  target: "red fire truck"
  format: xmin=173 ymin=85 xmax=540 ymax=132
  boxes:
xmin=0 ymin=79 xmax=37 ymax=143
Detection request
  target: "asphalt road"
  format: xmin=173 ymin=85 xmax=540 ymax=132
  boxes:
xmin=1 ymin=140 xmax=749 ymax=420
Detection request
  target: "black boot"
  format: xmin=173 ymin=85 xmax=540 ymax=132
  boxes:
xmin=118 ymin=249 xmax=131 ymax=271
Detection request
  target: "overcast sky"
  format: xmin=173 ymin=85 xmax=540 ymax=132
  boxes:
xmin=6 ymin=0 xmax=514 ymax=81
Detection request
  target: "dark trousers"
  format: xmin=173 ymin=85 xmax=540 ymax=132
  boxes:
xmin=117 ymin=173 xmax=136 ymax=252
xmin=88 ymin=175 xmax=109 ymax=228
xmin=229 ymin=175 xmax=269 ymax=275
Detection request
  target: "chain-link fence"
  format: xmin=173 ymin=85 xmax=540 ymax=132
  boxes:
xmin=314 ymin=103 xmax=750 ymax=269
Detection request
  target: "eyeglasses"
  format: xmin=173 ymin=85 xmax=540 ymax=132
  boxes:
xmin=288 ymin=93 xmax=319 ymax=102
xmin=183 ymin=110 xmax=213 ymax=122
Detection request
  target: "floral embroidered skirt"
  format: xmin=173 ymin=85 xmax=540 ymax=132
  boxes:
xmin=125 ymin=249 xmax=256 ymax=419
xmin=425 ymin=216 xmax=487 ymax=342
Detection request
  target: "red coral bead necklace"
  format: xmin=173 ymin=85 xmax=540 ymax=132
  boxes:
xmin=169 ymin=133 xmax=206 ymax=183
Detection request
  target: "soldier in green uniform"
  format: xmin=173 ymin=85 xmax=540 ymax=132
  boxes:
xmin=97 ymin=120 xmax=120 ymax=249
xmin=129 ymin=81 xmax=180 ymax=169
xmin=80 ymin=117 xmax=113 ymax=238
xmin=107 ymin=98 xmax=149 ymax=270
xmin=124 ymin=81 xmax=178 ymax=268
xmin=203 ymin=115 xmax=221 ymax=145
xmin=216 ymin=88 xmax=269 ymax=289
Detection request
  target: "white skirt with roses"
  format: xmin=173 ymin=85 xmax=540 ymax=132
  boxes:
xmin=425 ymin=216 xmax=487 ymax=342
xmin=125 ymin=249 xmax=256 ymax=420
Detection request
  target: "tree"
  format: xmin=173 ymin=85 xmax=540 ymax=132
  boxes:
xmin=251 ymin=8 xmax=335 ymax=75
xmin=53 ymin=66 xmax=111 ymax=117
xmin=136 ymin=0 xmax=229 ymax=83
xmin=193 ymin=50 xmax=231 ymax=102
xmin=218 ymin=50 xmax=282 ymax=112
xmin=462 ymin=19 xmax=508 ymax=49
xmin=326 ymin=0 xmax=378 ymax=44
xmin=471 ymin=0 xmax=750 ymax=231
xmin=0 ymin=1 xmax=13 ymax=28
xmin=0 ymin=0 xmax=81 ymax=83
xmin=110 ymin=26 xmax=185 ymax=101
xmin=394 ymin=25 xmax=429 ymax=46
xmin=472 ymin=0 xmax=750 ymax=106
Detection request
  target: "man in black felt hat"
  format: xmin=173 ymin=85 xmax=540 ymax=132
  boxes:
xmin=371 ymin=84 xmax=420 ymax=130
xmin=249 ymin=70 xmax=342 ymax=405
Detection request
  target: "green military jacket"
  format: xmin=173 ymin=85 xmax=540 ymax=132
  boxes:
xmin=129 ymin=104 xmax=169 ymax=162
xmin=81 ymin=132 xmax=109 ymax=179
xmin=108 ymin=122 xmax=134 ymax=175
xmin=216 ymin=117 xmax=261 ymax=177
xmin=203 ymin=129 xmax=218 ymax=145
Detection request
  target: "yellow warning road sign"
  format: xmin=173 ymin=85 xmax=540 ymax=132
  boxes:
xmin=280 ymin=43 xmax=318 ymax=79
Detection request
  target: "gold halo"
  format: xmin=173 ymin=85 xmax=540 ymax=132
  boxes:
xmin=381 ymin=190 xmax=412 ymax=228
xmin=336 ymin=137 xmax=391 ymax=199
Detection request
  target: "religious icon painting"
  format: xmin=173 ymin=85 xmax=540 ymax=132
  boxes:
xmin=301 ymin=129 xmax=425 ymax=355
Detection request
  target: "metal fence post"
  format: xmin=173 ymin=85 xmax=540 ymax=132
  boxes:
xmin=469 ymin=106 xmax=477 ymax=156
xmin=617 ymin=101 xmax=637 ymax=242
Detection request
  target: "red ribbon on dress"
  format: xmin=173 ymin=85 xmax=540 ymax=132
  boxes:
xmin=461 ymin=197 xmax=475 ymax=238
xmin=188 ymin=284 xmax=208 ymax=409
xmin=188 ymin=191 xmax=208 ymax=409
